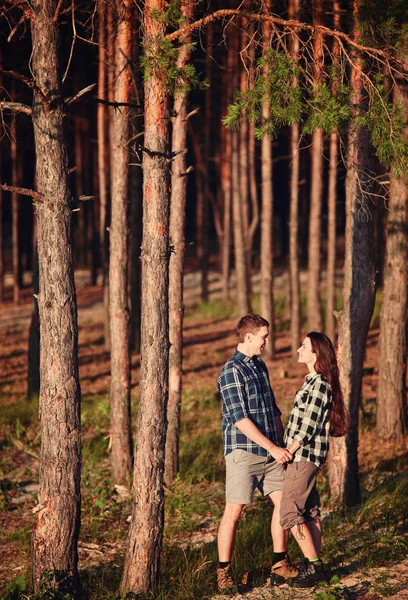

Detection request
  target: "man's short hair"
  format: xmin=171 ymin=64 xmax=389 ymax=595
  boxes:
xmin=236 ymin=314 xmax=269 ymax=343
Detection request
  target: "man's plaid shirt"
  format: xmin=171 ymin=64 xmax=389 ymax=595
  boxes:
xmin=217 ymin=350 xmax=282 ymax=457
xmin=284 ymin=372 xmax=331 ymax=468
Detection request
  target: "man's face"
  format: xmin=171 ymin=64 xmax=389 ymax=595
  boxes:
xmin=247 ymin=326 xmax=269 ymax=356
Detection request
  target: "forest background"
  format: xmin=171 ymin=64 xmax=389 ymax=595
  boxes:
xmin=0 ymin=0 xmax=408 ymax=598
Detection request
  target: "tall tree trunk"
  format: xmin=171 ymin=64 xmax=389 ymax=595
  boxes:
xmin=328 ymin=0 xmax=376 ymax=505
xmin=289 ymin=122 xmax=300 ymax=359
xmin=307 ymin=0 xmax=325 ymax=332
xmin=74 ymin=114 xmax=86 ymax=269
xmin=11 ymin=115 xmax=20 ymax=305
xmin=221 ymin=123 xmax=231 ymax=303
xmin=326 ymin=1 xmax=341 ymax=341
xmin=30 ymin=1 xmax=81 ymax=593
xmin=0 ymin=122 xmax=3 ymax=304
xmin=376 ymin=82 xmax=408 ymax=439
xmin=120 ymin=0 xmax=170 ymax=592
xmin=109 ymin=0 xmax=133 ymax=486
xmin=103 ymin=0 xmax=115 ymax=349
xmin=232 ymin=126 xmax=251 ymax=316
xmin=165 ymin=1 xmax=193 ymax=485
xmin=129 ymin=24 xmax=142 ymax=354
xmin=260 ymin=0 xmax=274 ymax=356
xmin=28 ymin=244 xmax=40 ymax=399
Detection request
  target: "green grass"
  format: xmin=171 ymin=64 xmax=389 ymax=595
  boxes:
xmin=3 ymin=364 xmax=408 ymax=600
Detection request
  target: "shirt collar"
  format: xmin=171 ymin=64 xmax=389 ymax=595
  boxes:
xmin=233 ymin=349 xmax=253 ymax=364
xmin=305 ymin=371 xmax=319 ymax=382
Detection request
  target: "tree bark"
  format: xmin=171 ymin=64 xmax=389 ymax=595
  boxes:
xmin=260 ymin=0 xmax=274 ymax=356
xmin=30 ymin=1 xmax=81 ymax=593
xmin=307 ymin=0 xmax=325 ymax=332
xmin=328 ymin=0 xmax=376 ymax=505
xmin=109 ymin=0 xmax=134 ymax=487
xmin=165 ymin=0 xmax=193 ymax=485
xmin=326 ymin=1 xmax=341 ymax=341
xmin=120 ymin=0 xmax=170 ymax=592
xmin=376 ymin=82 xmax=408 ymax=439
xmin=289 ymin=122 xmax=300 ymax=359
xmin=11 ymin=114 xmax=20 ymax=305
xmin=28 ymin=244 xmax=40 ymax=399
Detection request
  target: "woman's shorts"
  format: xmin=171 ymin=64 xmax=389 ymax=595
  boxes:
xmin=225 ymin=449 xmax=285 ymax=504
xmin=280 ymin=461 xmax=321 ymax=530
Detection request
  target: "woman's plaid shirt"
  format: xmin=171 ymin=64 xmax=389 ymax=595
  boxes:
xmin=284 ymin=372 xmax=331 ymax=468
xmin=217 ymin=350 xmax=282 ymax=457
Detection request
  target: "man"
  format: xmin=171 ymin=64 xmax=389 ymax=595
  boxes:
xmin=216 ymin=314 xmax=297 ymax=592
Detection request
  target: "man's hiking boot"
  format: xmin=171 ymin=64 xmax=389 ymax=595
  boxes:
xmin=217 ymin=565 xmax=237 ymax=593
xmin=292 ymin=559 xmax=328 ymax=588
xmin=271 ymin=554 xmax=298 ymax=586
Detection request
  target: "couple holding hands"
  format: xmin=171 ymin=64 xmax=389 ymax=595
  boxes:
xmin=217 ymin=314 xmax=347 ymax=592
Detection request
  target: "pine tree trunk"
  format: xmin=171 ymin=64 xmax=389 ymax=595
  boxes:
xmin=0 ymin=128 xmax=3 ymax=304
xmin=376 ymin=82 xmax=408 ymax=439
xmin=221 ymin=57 xmax=232 ymax=303
xmin=326 ymin=2 xmax=341 ymax=341
xmin=28 ymin=244 xmax=40 ymax=399
xmin=165 ymin=1 xmax=193 ymax=485
xmin=232 ymin=127 xmax=251 ymax=315
xmin=129 ymin=25 xmax=142 ymax=354
xmin=30 ymin=1 xmax=81 ymax=593
xmin=109 ymin=0 xmax=133 ymax=486
xmin=221 ymin=125 xmax=231 ymax=303
xmin=307 ymin=0 xmax=325 ymax=332
xmin=328 ymin=5 xmax=376 ymax=504
xmin=326 ymin=130 xmax=338 ymax=341
xmin=11 ymin=115 xmax=20 ymax=305
xmin=260 ymin=1 xmax=274 ymax=355
xmin=289 ymin=122 xmax=300 ymax=359
xmin=120 ymin=0 xmax=170 ymax=592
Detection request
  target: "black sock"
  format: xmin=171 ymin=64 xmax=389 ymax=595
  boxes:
xmin=272 ymin=552 xmax=287 ymax=565
xmin=218 ymin=561 xmax=231 ymax=569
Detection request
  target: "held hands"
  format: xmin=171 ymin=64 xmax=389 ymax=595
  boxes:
xmin=268 ymin=444 xmax=293 ymax=464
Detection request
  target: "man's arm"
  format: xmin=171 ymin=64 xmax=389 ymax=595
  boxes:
xmin=234 ymin=418 xmax=292 ymax=464
xmin=274 ymin=414 xmax=285 ymax=446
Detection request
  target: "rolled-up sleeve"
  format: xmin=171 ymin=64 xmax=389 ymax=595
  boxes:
xmin=294 ymin=380 xmax=330 ymax=446
xmin=218 ymin=366 xmax=248 ymax=424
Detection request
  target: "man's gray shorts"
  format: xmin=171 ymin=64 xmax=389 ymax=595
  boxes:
xmin=225 ymin=449 xmax=285 ymax=504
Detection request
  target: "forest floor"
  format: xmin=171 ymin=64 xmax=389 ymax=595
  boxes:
xmin=1 ymin=269 xmax=408 ymax=599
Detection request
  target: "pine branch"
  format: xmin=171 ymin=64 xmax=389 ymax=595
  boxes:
xmin=0 ymin=101 xmax=32 ymax=115
xmin=0 ymin=183 xmax=45 ymax=202
xmin=167 ymin=9 xmax=405 ymax=69
xmin=0 ymin=68 xmax=52 ymax=112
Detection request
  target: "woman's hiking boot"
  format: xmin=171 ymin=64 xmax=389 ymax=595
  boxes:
xmin=217 ymin=565 xmax=237 ymax=593
xmin=270 ymin=554 xmax=298 ymax=585
xmin=292 ymin=559 xmax=328 ymax=588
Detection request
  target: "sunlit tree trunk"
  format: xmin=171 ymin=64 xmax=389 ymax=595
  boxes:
xmin=307 ymin=0 xmax=324 ymax=332
xmin=221 ymin=52 xmax=232 ymax=303
xmin=376 ymin=81 xmax=408 ymax=439
xmin=11 ymin=115 xmax=20 ymax=305
xmin=120 ymin=0 xmax=170 ymax=592
xmin=109 ymin=0 xmax=134 ymax=486
xmin=260 ymin=0 xmax=274 ymax=355
xmin=30 ymin=0 xmax=81 ymax=593
xmin=28 ymin=244 xmax=40 ymax=399
xmin=129 ymin=24 xmax=142 ymax=354
xmin=0 ymin=117 xmax=3 ymax=303
xmin=328 ymin=0 xmax=376 ymax=505
xmin=326 ymin=0 xmax=341 ymax=341
xmin=165 ymin=0 xmax=193 ymax=485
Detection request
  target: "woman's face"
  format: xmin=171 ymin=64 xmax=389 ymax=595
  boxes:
xmin=297 ymin=336 xmax=317 ymax=369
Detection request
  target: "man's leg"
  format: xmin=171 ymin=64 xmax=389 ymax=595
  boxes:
xmin=217 ymin=502 xmax=245 ymax=562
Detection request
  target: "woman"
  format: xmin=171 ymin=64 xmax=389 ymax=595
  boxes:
xmin=276 ymin=332 xmax=346 ymax=588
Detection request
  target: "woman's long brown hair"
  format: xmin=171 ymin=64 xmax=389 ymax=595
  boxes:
xmin=307 ymin=331 xmax=347 ymax=437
